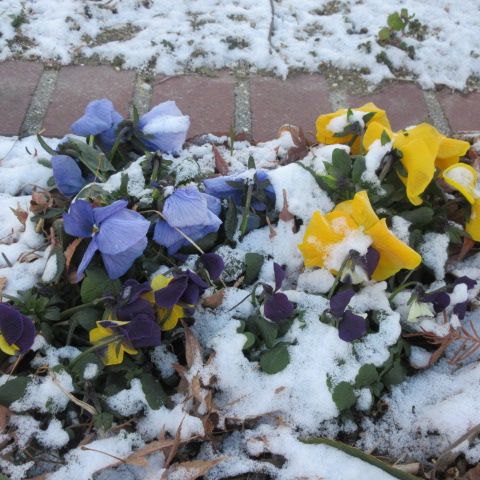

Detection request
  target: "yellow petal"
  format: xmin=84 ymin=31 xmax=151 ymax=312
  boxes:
xmin=0 ymin=334 xmax=18 ymax=355
xmin=394 ymin=124 xmax=440 ymax=155
xmin=89 ymin=324 xmax=114 ymax=344
xmin=466 ymin=197 xmax=480 ymax=241
xmin=398 ymin=137 xmax=437 ymax=205
xmin=158 ymin=304 xmax=185 ymax=331
xmin=104 ymin=342 xmax=125 ymax=365
xmin=366 ymin=219 xmax=421 ymax=281
xmin=443 ymin=163 xmax=478 ymax=204
xmin=350 ymin=191 xmax=379 ymax=230
xmin=151 ymin=274 xmax=171 ymax=291
xmin=363 ymin=121 xmax=395 ymax=152
xmin=316 ymin=108 xmax=350 ymax=145
xmin=298 ymin=211 xmax=359 ymax=268
xmin=436 ymin=135 xmax=470 ymax=175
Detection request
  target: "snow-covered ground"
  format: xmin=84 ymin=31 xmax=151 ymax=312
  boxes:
xmin=1 ymin=0 xmax=480 ymax=89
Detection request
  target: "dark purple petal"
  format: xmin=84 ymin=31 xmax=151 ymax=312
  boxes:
xmin=121 ymin=314 xmax=161 ymax=348
xmin=273 ymin=263 xmax=286 ymax=293
xmin=163 ymin=187 xmax=209 ymax=228
xmin=99 ymin=320 xmax=119 ymax=328
xmin=63 ymin=200 xmax=95 ymax=238
xmin=101 ymin=236 xmax=148 ymax=279
xmin=51 ymin=155 xmax=85 ymax=198
xmin=330 ymin=289 xmax=355 ymax=317
xmin=0 ymin=304 xmax=23 ymax=346
xmin=121 ymin=279 xmax=152 ymax=303
xmin=15 ymin=314 xmax=36 ymax=354
xmin=200 ymin=253 xmax=225 ymax=280
xmin=454 ymin=276 xmax=477 ymax=290
xmin=453 ymin=301 xmax=468 ymax=320
xmin=421 ymin=291 xmax=450 ymax=313
xmin=264 ymin=292 xmax=294 ymax=323
xmin=155 ymin=276 xmax=188 ymax=308
xmin=338 ymin=310 xmax=366 ymax=342
xmin=365 ymin=247 xmax=380 ymax=278
xmin=77 ymin=238 xmax=100 ymax=280
xmin=180 ymin=271 xmax=209 ymax=305
xmin=71 ymin=99 xmax=122 ymax=136
xmin=95 ymin=208 xmax=149 ymax=255
xmin=92 ymin=200 xmax=128 ymax=224
xmin=117 ymin=299 xmax=155 ymax=323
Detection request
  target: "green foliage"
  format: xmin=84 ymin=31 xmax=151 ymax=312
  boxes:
xmin=80 ymin=267 xmax=122 ymax=303
xmin=0 ymin=377 xmax=30 ymax=407
xmin=259 ymin=342 xmax=290 ymax=374
xmin=243 ymin=253 xmax=264 ymax=285
xmin=332 ymin=381 xmax=357 ymax=410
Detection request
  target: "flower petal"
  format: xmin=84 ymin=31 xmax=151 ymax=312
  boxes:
xmin=77 ymin=238 xmax=99 ymax=280
xmin=0 ymin=305 xmax=23 ymax=346
xmin=51 ymin=155 xmax=85 ymax=198
xmin=436 ymin=135 xmax=470 ymax=174
xmin=63 ymin=200 xmax=95 ymax=238
xmin=93 ymin=200 xmax=128 ymax=224
xmin=201 ymin=253 xmax=225 ymax=280
xmin=71 ymin=99 xmax=122 ymax=136
xmin=443 ymin=163 xmax=478 ymax=204
xmin=101 ymin=237 xmax=148 ymax=279
xmin=163 ymin=187 xmax=209 ymax=228
xmin=338 ymin=310 xmax=366 ymax=342
xmin=335 ymin=190 xmax=379 ymax=230
xmin=15 ymin=314 xmax=36 ymax=354
xmin=122 ymin=314 xmax=161 ymax=348
xmin=273 ymin=262 xmax=286 ymax=293
xmin=466 ymin=197 xmax=480 ymax=241
xmin=366 ymin=218 xmax=421 ymax=281
xmin=155 ymin=276 xmax=188 ymax=308
xmin=264 ymin=292 xmax=294 ymax=323
xmin=330 ymin=289 xmax=355 ymax=317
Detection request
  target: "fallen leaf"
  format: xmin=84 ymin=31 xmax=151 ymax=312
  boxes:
xmin=181 ymin=320 xmax=204 ymax=369
xmin=202 ymin=289 xmax=225 ymax=309
xmin=212 ymin=144 xmax=229 ymax=175
xmin=10 ymin=203 xmax=28 ymax=226
xmin=30 ymin=189 xmax=53 ymax=214
xmin=266 ymin=216 xmax=277 ymax=239
xmin=279 ymin=189 xmax=295 ymax=225
xmin=457 ymin=236 xmax=476 ymax=263
xmin=465 ymin=463 xmax=480 ymax=480
xmin=64 ymin=237 xmax=83 ymax=281
xmin=0 ymin=277 xmax=6 ymax=295
xmin=167 ymin=456 xmax=230 ymax=479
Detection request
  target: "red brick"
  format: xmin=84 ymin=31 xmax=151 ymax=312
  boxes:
xmin=251 ymin=74 xmax=330 ymax=142
xmin=347 ymin=82 xmax=429 ymax=131
xmin=43 ymin=65 xmax=135 ymax=137
xmin=151 ymin=71 xmax=235 ymax=139
xmin=0 ymin=61 xmax=44 ymax=136
xmin=437 ymin=89 xmax=480 ymax=132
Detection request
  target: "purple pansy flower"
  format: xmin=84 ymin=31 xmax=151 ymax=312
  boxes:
xmin=262 ymin=263 xmax=294 ymax=323
xmin=71 ymin=99 xmax=124 ymax=150
xmin=0 ymin=304 xmax=36 ymax=355
xmin=200 ymin=253 xmax=225 ymax=281
xmin=63 ymin=199 xmax=150 ymax=280
xmin=154 ymin=270 xmax=208 ymax=314
xmin=340 ymin=248 xmax=380 ymax=284
xmin=138 ymin=101 xmax=190 ymax=154
xmin=330 ymin=289 xmax=366 ymax=342
xmin=153 ymin=186 xmax=222 ymax=254
xmin=204 ymin=169 xmax=275 ymax=211
xmin=452 ymin=276 xmax=477 ymax=319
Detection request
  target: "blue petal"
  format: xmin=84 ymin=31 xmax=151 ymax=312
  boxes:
xmin=51 ymin=155 xmax=85 ymax=198
xmin=204 ymin=193 xmax=222 ymax=217
xmin=97 ymin=111 xmax=124 ymax=150
xmin=153 ymin=219 xmax=187 ymax=254
xmin=163 ymin=187 xmax=209 ymax=228
xmin=93 ymin=200 xmax=128 ymax=224
xmin=330 ymin=289 xmax=355 ymax=317
xmin=77 ymin=238 xmax=99 ymax=280
xmin=96 ymin=208 xmax=150 ymax=255
xmin=63 ymin=200 xmax=95 ymax=238
xmin=71 ymin=99 xmax=123 ymax=136
xmin=101 ymin=236 xmax=148 ymax=279
xmin=204 ymin=176 xmax=244 ymax=205
xmin=454 ymin=276 xmax=477 ymax=290
xmin=421 ymin=291 xmax=450 ymax=313
xmin=338 ymin=310 xmax=366 ymax=342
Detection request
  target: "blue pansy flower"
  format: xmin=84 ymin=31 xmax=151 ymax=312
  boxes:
xmin=153 ymin=186 xmax=222 ymax=254
xmin=63 ymin=199 xmax=150 ymax=280
xmin=330 ymin=289 xmax=366 ymax=342
xmin=204 ymin=169 xmax=275 ymax=211
xmin=71 ymin=99 xmax=124 ymax=150
xmin=51 ymin=154 xmax=86 ymax=198
xmin=138 ymin=101 xmax=190 ymax=154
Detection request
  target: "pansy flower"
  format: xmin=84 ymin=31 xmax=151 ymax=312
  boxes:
xmin=138 ymin=101 xmax=190 ymax=154
xmin=443 ymin=163 xmax=480 ymax=241
xmin=407 ymin=286 xmax=450 ymax=323
xmin=51 ymin=155 xmax=88 ymax=198
xmin=364 ymin=123 xmax=469 ymax=205
xmin=298 ymin=190 xmax=421 ymax=281
xmin=71 ymin=99 xmax=124 ymax=150
xmin=204 ymin=169 xmax=275 ymax=211
xmin=89 ymin=314 xmax=161 ymax=365
xmin=0 ymin=305 xmax=36 ymax=355
xmin=316 ymin=102 xmax=391 ymax=155
xmin=63 ymin=199 xmax=150 ymax=280
xmin=339 ymin=247 xmax=380 ymax=285
xmin=153 ymin=186 xmax=222 ymax=254
xmin=261 ymin=263 xmax=294 ymax=323
xmin=452 ymin=276 xmax=477 ymax=319
xmin=329 ymin=289 xmax=366 ymax=342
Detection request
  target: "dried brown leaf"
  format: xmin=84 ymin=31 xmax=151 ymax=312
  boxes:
xmin=457 ymin=236 xmax=476 ymax=262
xmin=64 ymin=237 xmax=83 ymax=283
xmin=212 ymin=144 xmax=229 ymax=175
xmin=277 ymin=125 xmax=310 ymax=164
xmin=10 ymin=203 xmax=28 ymax=226
xmin=124 ymin=438 xmax=179 ymax=467
xmin=266 ymin=215 xmax=277 ymax=239
xmin=202 ymin=289 xmax=225 ymax=309
xmin=279 ymin=189 xmax=295 ymax=228
xmin=180 ymin=320 xmax=204 ymax=369
xmin=30 ymin=189 xmax=53 ymax=214
xmin=168 ymin=456 xmax=230 ymax=479
xmin=0 ymin=277 xmax=7 ymax=295
xmin=466 ymin=463 xmax=480 ymax=480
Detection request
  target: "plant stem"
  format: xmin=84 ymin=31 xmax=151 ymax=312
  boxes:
xmin=387 ymin=281 xmax=421 ymax=302
xmin=59 ymin=299 xmax=105 ymax=320
xmin=239 ymin=184 xmax=253 ymax=241
xmin=67 ymin=335 xmax=123 ymax=371
xmin=327 ymin=255 xmax=352 ymax=299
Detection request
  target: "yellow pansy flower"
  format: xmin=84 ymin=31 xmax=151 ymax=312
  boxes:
xmin=142 ymin=275 xmax=188 ymax=331
xmin=443 ymin=163 xmax=480 ymax=241
xmin=435 ymin=135 xmax=470 ymax=176
xmin=316 ymin=102 xmax=391 ymax=155
xmin=298 ymin=191 xmax=421 ymax=281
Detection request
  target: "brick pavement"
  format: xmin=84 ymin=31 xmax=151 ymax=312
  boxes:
xmin=1 ymin=60 xmax=479 ymax=142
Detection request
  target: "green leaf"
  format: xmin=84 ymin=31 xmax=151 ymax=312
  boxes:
xmin=94 ymin=412 xmax=114 ymax=431
xmin=259 ymin=342 xmax=290 ymax=374
xmin=246 ymin=315 xmax=278 ymax=349
xmin=398 ymin=207 xmax=434 ymax=227
xmin=37 ymin=134 xmax=58 ymax=156
xmin=69 ymin=138 xmax=116 ymax=175
xmin=380 ymin=129 xmax=391 ymax=146
xmin=140 ymin=373 xmax=168 ymax=409
xmin=224 ymin=197 xmax=238 ymax=242
xmin=247 ymin=155 xmax=256 ymax=170
xmin=37 ymin=158 xmax=52 ymax=168
xmin=332 ymin=381 xmax=357 ymax=410
xmin=0 ymin=377 xmax=31 ymax=407
xmin=72 ymin=307 xmax=103 ymax=331
xmin=0 ymin=474 xmax=11 ymax=480
xmin=331 ymin=148 xmax=352 ymax=178
xmin=244 ymin=252 xmax=264 ymax=285
xmin=71 ymin=352 xmax=104 ymax=380
xmin=387 ymin=12 xmax=406 ymax=31
xmin=80 ymin=267 xmax=122 ymax=304
xmin=301 ymin=438 xmax=422 ymax=480
xmin=45 ymin=245 xmax=66 ymax=283
xmin=242 ymin=332 xmax=256 ymax=349
xmin=362 ymin=112 xmax=376 ymax=124
xmin=378 ymin=27 xmax=392 ymax=41
xmin=352 ymin=156 xmax=367 ymax=184
xmin=382 ymin=359 xmax=406 ymax=388
xmin=355 ymin=364 xmax=378 ymax=388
